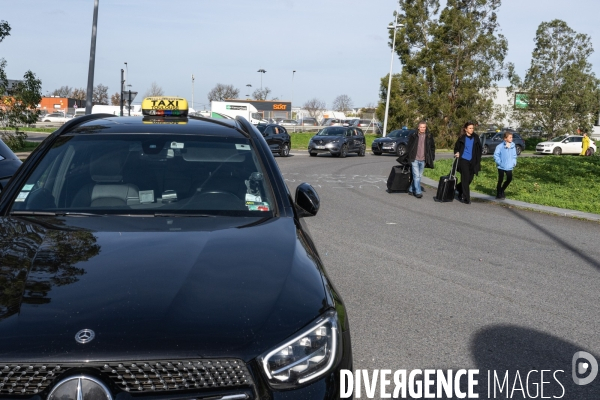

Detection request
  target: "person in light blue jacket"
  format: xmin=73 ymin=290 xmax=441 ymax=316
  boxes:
xmin=493 ymin=131 xmax=517 ymax=199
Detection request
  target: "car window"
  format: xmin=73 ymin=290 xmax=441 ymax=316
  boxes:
xmin=551 ymin=136 xmax=567 ymax=142
xmin=317 ymin=127 xmax=345 ymax=136
xmin=9 ymin=134 xmax=275 ymax=216
xmin=573 ymin=137 xmax=582 ymax=142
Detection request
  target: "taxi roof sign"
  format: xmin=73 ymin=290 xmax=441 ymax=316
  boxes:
xmin=142 ymin=96 xmax=188 ymax=117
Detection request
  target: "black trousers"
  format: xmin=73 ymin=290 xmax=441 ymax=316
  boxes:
xmin=497 ymin=169 xmax=513 ymax=193
xmin=457 ymin=158 xmax=474 ymax=200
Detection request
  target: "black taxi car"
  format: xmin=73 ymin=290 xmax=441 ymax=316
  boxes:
xmin=307 ymin=126 xmax=366 ymax=157
xmin=0 ymin=97 xmax=352 ymax=400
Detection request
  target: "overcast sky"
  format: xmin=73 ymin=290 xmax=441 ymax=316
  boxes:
xmin=2 ymin=0 xmax=599 ymax=110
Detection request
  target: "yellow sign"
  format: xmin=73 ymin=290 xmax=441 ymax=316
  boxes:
xmin=273 ymin=104 xmax=287 ymax=110
xmin=142 ymin=96 xmax=188 ymax=116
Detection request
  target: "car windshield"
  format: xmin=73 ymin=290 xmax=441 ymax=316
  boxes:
xmin=387 ymin=130 xmax=411 ymax=138
xmin=316 ymin=127 xmax=345 ymax=136
xmin=550 ymin=136 xmax=567 ymax=142
xmin=9 ymin=134 xmax=274 ymax=217
xmin=255 ymin=125 xmax=267 ymax=133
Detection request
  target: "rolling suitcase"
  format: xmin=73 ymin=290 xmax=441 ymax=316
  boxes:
xmin=387 ymin=163 xmax=412 ymax=193
xmin=435 ymin=158 xmax=458 ymax=202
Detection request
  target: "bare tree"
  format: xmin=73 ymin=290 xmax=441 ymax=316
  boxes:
xmin=252 ymin=87 xmax=271 ymax=101
xmin=207 ymin=83 xmax=240 ymax=102
xmin=71 ymin=88 xmax=86 ymax=100
xmin=144 ymin=81 xmax=164 ymax=98
xmin=51 ymin=86 xmax=72 ymax=97
xmin=332 ymin=94 xmax=353 ymax=113
xmin=110 ymin=92 xmax=120 ymax=106
xmin=303 ymin=98 xmax=326 ymax=120
xmin=92 ymin=84 xmax=109 ymax=105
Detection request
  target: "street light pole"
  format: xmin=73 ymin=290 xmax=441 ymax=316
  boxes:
xmin=383 ymin=13 xmax=403 ymax=137
xmin=257 ymin=69 xmax=266 ymax=90
xmin=292 ymin=70 xmax=296 ymax=119
xmin=192 ymin=74 xmax=195 ymax=110
xmin=120 ymin=69 xmax=124 ymax=117
xmin=85 ymin=0 xmax=99 ymax=115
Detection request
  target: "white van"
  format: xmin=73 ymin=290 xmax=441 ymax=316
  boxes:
xmin=73 ymin=109 xmax=86 ymax=118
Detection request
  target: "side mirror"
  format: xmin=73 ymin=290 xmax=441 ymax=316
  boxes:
xmin=295 ymin=183 xmax=320 ymax=217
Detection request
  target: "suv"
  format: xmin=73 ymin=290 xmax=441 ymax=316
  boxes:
xmin=480 ymin=131 xmax=525 ymax=155
xmin=371 ymin=129 xmax=414 ymax=156
xmin=308 ymin=126 xmax=366 ymax=157
xmin=255 ymin=123 xmax=291 ymax=157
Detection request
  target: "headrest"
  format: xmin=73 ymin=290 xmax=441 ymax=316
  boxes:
xmin=90 ymin=148 xmax=129 ymax=182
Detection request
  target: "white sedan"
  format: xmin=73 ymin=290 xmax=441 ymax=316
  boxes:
xmin=535 ymin=135 xmax=596 ymax=155
xmin=42 ymin=112 xmax=72 ymax=123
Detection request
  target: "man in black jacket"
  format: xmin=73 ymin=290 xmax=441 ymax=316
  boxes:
xmin=405 ymin=121 xmax=436 ymax=198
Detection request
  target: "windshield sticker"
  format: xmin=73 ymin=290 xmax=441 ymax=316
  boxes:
xmin=246 ymin=201 xmax=270 ymax=212
xmin=170 ymin=141 xmax=184 ymax=149
xmin=236 ymin=144 xmax=251 ymax=151
xmin=22 ymin=184 xmax=34 ymax=191
xmin=245 ymin=193 xmax=262 ymax=202
xmin=15 ymin=191 xmax=30 ymax=202
xmin=139 ymin=190 xmax=155 ymax=204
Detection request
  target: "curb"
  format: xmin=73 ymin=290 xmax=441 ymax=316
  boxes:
xmin=420 ymin=177 xmax=600 ymax=223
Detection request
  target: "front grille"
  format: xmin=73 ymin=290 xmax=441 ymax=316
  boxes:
xmin=0 ymin=359 xmax=253 ymax=396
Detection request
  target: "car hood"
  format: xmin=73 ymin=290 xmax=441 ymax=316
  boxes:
xmin=536 ymin=141 xmax=557 ymax=146
xmin=311 ymin=136 xmax=342 ymax=142
xmin=0 ymin=216 xmax=330 ymax=362
xmin=373 ymin=137 xmax=397 ymax=143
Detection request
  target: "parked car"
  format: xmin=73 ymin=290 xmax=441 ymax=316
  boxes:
xmin=321 ymin=118 xmax=342 ymax=126
xmin=308 ymin=126 xmax=366 ymax=157
xmin=42 ymin=112 xmax=72 ymax=123
xmin=0 ymin=138 xmax=22 ymax=192
xmin=535 ymin=135 xmax=597 ymax=155
xmin=371 ymin=129 xmax=414 ymax=156
xmin=280 ymin=119 xmax=298 ymax=126
xmin=480 ymin=131 xmax=525 ymax=155
xmin=298 ymin=118 xmax=319 ymax=126
xmin=0 ymin=98 xmax=352 ymax=399
xmin=255 ymin=123 xmax=292 ymax=157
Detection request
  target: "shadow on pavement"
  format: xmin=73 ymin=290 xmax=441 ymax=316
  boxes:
xmin=506 ymin=207 xmax=600 ymax=270
xmin=390 ymin=325 xmax=599 ymax=399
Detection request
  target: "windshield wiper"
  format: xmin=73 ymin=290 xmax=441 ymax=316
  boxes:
xmin=153 ymin=213 xmax=216 ymax=217
xmin=10 ymin=211 xmax=103 ymax=217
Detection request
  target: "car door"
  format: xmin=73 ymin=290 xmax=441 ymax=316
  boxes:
xmin=571 ymin=136 xmax=583 ymax=154
xmin=354 ymin=128 xmax=365 ymax=150
xmin=262 ymin=125 xmax=278 ymax=152
xmin=489 ymin=134 xmax=503 ymax=153
xmin=563 ymin=137 xmax=579 ymax=154
xmin=344 ymin=128 xmax=355 ymax=151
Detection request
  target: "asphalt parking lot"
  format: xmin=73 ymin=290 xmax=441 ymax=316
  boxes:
xmin=276 ymin=152 xmax=600 ymax=398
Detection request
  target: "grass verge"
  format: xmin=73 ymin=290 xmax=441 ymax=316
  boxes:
xmin=423 ymin=156 xmax=600 ymax=214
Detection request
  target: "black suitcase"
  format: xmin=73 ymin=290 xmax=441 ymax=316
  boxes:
xmin=435 ymin=158 xmax=458 ymax=202
xmin=387 ymin=164 xmax=412 ymax=193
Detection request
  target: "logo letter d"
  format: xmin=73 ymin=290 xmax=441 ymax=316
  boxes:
xmin=572 ymin=351 xmax=598 ymax=385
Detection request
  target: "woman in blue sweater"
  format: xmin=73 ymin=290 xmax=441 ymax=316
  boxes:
xmin=493 ymin=131 xmax=517 ymax=199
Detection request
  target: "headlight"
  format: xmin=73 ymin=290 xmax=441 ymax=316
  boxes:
xmin=258 ymin=310 xmax=340 ymax=388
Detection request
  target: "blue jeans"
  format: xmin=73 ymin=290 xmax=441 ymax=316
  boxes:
xmin=410 ymin=160 xmax=425 ymax=195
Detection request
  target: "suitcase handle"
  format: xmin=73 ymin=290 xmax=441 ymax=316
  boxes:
xmin=449 ymin=157 xmax=458 ymax=178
